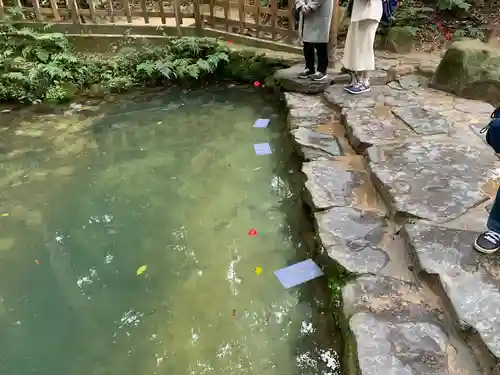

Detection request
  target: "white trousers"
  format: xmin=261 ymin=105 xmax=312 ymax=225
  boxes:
xmin=342 ymin=19 xmax=379 ymax=72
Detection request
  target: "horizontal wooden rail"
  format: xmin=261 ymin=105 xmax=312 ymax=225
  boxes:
xmin=0 ymin=0 xmax=308 ymax=44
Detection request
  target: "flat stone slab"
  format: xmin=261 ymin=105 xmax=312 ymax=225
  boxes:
xmin=323 ymin=85 xmax=419 ymax=110
xmin=284 ymin=92 xmax=333 ymax=129
xmin=315 ymin=206 xmax=389 ymax=274
xmin=342 ymin=275 xmax=481 ymax=375
xmin=275 ymin=65 xmax=332 ymax=94
xmin=368 ymin=139 xmax=497 ymax=222
xmin=392 ymin=106 xmax=450 ymax=135
xmin=292 ymin=128 xmax=342 ymax=160
xmin=303 ymin=161 xmax=362 ymax=210
xmin=343 ymin=107 xmax=414 ymax=149
xmin=405 ymin=222 xmax=500 ymax=360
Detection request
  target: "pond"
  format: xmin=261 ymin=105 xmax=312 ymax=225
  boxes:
xmin=0 ymin=86 xmax=341 ymax=375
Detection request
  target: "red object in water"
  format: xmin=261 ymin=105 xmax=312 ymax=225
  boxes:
xmin=248 ymin=228 xmax=257 ymax=236
xmin=253 ymin=81 xmax=261 ymax=88
xmin=227 ymin=40 xmax=233 ymax=44
xmin=35 ymin=259 xmax=40 ymax=265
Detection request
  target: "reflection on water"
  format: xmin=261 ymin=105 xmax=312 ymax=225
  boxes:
xmin=0 ymin=86 xmax=340 ymax=375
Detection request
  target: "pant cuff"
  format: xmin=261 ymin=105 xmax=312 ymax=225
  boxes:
xmin=487 ymin=217 xmax=500 ymax=233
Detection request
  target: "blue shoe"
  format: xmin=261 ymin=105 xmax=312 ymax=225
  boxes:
xmin=345 ymin=82 xmax=370 ymax=94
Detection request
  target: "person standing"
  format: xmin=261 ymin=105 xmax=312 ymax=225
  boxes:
xmin=295 ymin=0 xmax=334 ymax=82
xmin=342 ymin=0 xmax=382 ymax=94
xmin=475 ymin=107 xmax=500 ymax=253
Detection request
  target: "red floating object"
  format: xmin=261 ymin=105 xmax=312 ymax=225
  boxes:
xmin=253 ymin=81 xmax=261 ymax=88
xmin=248 ymin=228 xmax=257 ymax=236
xmin=227 ymin=39 xmax=233 ymax=44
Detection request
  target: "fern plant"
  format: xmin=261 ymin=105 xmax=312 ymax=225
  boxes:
xmin=0 ymin=14 xmax=286 ymax=104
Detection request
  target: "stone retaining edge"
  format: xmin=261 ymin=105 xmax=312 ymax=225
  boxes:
xmin=282 ymin=90 xmax=490 ymax=375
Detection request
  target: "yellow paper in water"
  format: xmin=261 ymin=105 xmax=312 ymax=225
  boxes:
xmin=1 ymin=213 xmax=9 ymax=217
xmin=255 ymin=266 xmax=262 ymax=275
xmin=136 ymin=265 xmax=148 ymax=275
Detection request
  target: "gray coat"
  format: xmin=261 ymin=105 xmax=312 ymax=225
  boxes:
xmin=295 ymin=0 xmax=333 ymax=43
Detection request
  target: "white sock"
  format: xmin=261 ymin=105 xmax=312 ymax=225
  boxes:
xmin=362 ymin=78 xmax=370 ymax=87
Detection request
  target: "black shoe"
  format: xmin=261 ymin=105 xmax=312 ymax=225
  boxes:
xmin=298 ymin=69 xmax=314 ymax=79
xmin=474 ymin=230 xmax=500 ymax=253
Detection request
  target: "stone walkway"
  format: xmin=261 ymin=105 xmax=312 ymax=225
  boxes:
xmin=279 ymin=61 xmax=500 ymax=375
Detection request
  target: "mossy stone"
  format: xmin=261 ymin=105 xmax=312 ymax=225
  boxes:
xmin=431 ymin=38 xmax=500 ymax=106
xmin=386 ymin=26 xmax=415 ymax=54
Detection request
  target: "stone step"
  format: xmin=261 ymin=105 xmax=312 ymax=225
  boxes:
xmin=404 ymin=222 xmax=500 ymax=367
xmin=285 ymin=89 xmax=497 ymax=375
xmin=284 ymin=91 xmax=484 ymax=375
xmin=322 ymin=82 xmax=498 ymax=225
xmin=275 ymin=64 xmax=387 ymax=95
xmin=320 ymin=76 xmax=500 ymax=372
xmin=342 ymin=274 xmax=482 ymax=375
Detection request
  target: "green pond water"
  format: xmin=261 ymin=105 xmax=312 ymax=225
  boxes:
xmin=0 ymin=86 xmax=340 ymax=375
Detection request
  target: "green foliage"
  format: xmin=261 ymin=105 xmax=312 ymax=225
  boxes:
xmin=0 ymin=9 xmax=286 ymax=104
xmin=436 ymin=0 xmax=471 ymax=10
xmin=393 ymin=1 xmax=434 ymax=27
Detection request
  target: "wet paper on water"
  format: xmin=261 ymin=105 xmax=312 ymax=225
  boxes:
xmin=274 ymin=259 xmax=324 ymax=288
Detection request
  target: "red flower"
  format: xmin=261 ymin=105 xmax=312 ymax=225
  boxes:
xmin=248 ymin=228 xmax=257 ymax=236
xmin=253 ymin=81 xmax=261 ymax=88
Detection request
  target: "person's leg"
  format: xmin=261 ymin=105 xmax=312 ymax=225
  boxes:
xmin=299 ymin=42 xmax=315 ymax=78
xmin=344 ymin=20 xmax=378 ymax=94
xmin=360 ymin=70 xmax=371 ymax=87
xmin=311 ymin=43 xmax=329 ymax=81
xmin=342 ymin=21 xmax=359 ymax=88
xmin=475 ymin=187 xmax=500 ymax=253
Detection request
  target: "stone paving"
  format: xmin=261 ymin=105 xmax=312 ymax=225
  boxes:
xmin=279 ymin=57 xmax=500 ymax=375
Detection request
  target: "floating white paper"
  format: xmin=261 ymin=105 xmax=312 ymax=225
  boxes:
xmin=254 ymin=143 xmax=272 ymax=155
xmin=254 ymin=118 xmax=270 ymax=128
xmin=274 ymin=259 xmax=324 ymax=288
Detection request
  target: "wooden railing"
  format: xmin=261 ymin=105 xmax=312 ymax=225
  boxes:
xmin=0 ymin=0 xmax=303 ymax=44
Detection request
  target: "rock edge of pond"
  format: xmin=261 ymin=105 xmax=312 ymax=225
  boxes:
xmin=282 ymin=79 xmax=499 ymax=375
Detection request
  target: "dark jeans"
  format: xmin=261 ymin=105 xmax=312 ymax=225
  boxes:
xmin=303 ymin=42 xmax=328 ymax=74
xmin=488 ymin=187 xmax=500 ymax=232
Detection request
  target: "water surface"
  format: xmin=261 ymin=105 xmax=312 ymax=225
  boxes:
xmin=0 ymin=86 xmax=340 ymax=375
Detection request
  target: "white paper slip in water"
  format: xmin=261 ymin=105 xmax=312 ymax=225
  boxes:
xmin=254 ymin=118 xmax=270 ymax=128
xmin=254 ymin=143 xmax=272 ymax=155
xmin=274 ymin=259 xmax=324 ymax=288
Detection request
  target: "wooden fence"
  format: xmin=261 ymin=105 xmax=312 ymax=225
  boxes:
xmin=0 ymin=0 xmax=340 ymax=47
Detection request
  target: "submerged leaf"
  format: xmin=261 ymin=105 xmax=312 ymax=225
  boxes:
xmin=136 ymin=265 xmax=148 ymax=275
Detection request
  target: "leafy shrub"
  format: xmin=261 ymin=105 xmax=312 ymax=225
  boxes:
xmin=0 ymin=9 xmax=288 ymax=104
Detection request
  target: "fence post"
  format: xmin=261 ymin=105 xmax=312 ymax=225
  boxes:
xmin=67 ymin=0 xmax=81 ymax=24
xmin=328 ymin=0 xmax=340 ymax=67
xmin=140 ymin=0 xmax=149 ymax=23
xmin=48 ymin=0 xmax=61 ymax=21
xmin=271 ymin=0 xmax=277 ymax=40
xmin=193 ymin=0 xmax=202 ymax=31
xmin=174 ymin=0 xmax=182 ymax=35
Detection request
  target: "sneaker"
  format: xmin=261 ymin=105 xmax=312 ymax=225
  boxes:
xmin=311 ymin=72 xmax=329 ymax=82
xmin=345 ymin=82 xmax=370 ymax=94
xmin=474 ymin=230 xmax=500 ymax=253
xmin=298 ymin=69 xmax=314 ymax=79
xmin=344 ymin=81 xmax=357 ymax=89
